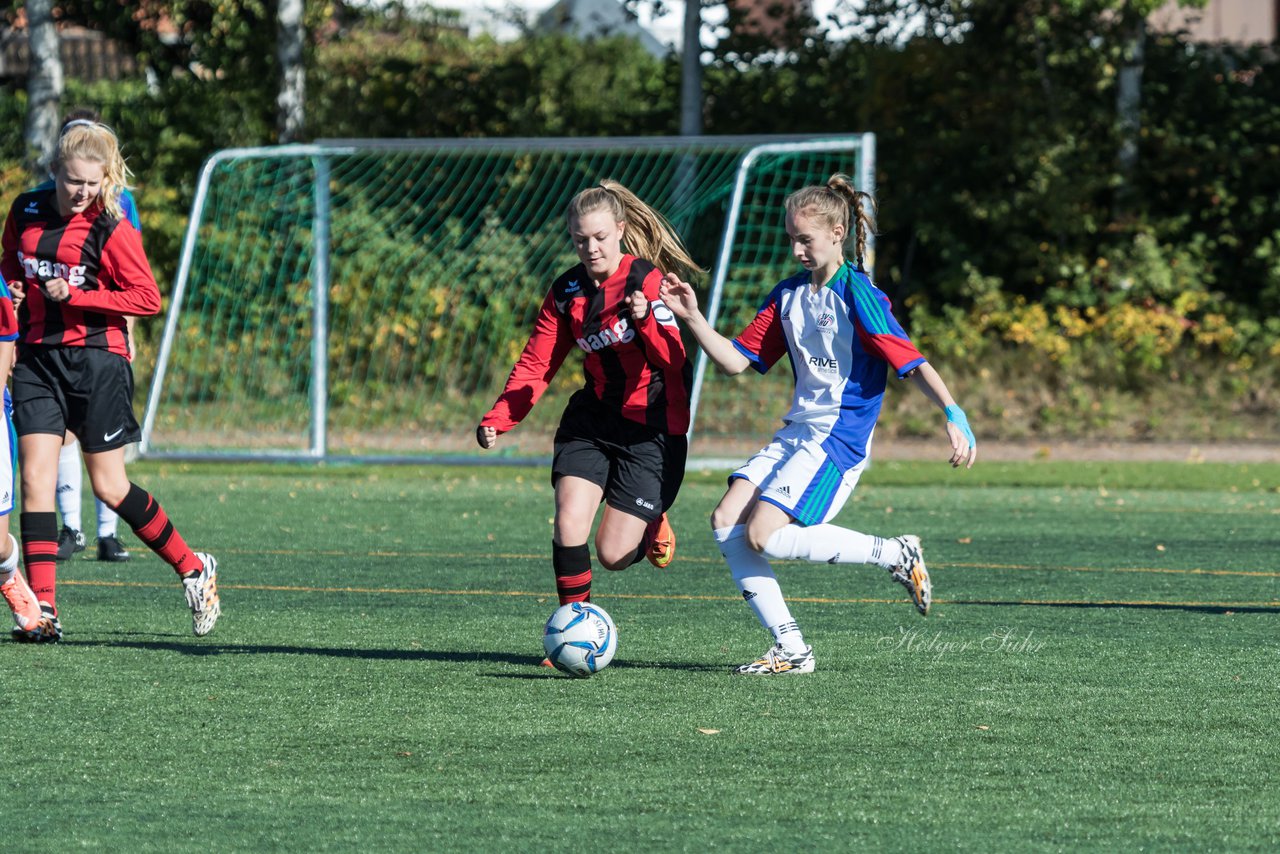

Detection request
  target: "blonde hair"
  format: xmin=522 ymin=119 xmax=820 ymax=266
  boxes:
xmin=784 ymin=173 xmax=877 ymax=271
xmin=52 ymin=122 xmax=133 ymax=221
xmin=566 ymin=180 xmax=704 ymax=278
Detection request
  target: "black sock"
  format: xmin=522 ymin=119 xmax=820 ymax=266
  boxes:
xmin=552 ymin=542 xmax=592 ymax=604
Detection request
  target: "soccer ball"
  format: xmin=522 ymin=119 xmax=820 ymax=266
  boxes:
xmin=542 ymin=602 xmax=617 ymax=677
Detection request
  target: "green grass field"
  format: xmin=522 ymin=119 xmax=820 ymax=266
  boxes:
xmin=3 ymin=459 xmax=1277 ymax=851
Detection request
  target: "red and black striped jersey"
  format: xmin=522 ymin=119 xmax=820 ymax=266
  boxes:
xmin=482 ymin=255 xmax=692 ymax=436
xmin=1 ymin=188 xmax=160 ymax=360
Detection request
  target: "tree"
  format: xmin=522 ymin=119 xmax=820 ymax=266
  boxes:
xmin=22 ymin=0 xmax=62 ymax=177
xmin=1038 ymin=0 xmax=1208 ymax=219
xmin=277 ymin=0 xmax=306 ymax=142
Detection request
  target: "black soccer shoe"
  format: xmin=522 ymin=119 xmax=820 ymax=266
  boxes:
xmin=56 ymin=527 xmax=85 ymax=561
xmin=96 ymin=535 xmax=132 ymax=562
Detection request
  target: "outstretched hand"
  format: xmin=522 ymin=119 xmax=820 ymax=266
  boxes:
xmin=943 ymin=405 xmax=977 ymax=469
xmin=658 ymin=272 xmax=700 ymax=322
xmin=946 ymin=422 xmax=977 ymax=469
xmin=476 ymin=424 xmax=498 ymax=450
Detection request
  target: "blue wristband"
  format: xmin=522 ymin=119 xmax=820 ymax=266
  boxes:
xmin=944 ymin=405 xmax=976 ymax=448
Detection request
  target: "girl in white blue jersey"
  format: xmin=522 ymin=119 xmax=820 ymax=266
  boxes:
xmin=660 ymin=173 xmax=977 ymax=675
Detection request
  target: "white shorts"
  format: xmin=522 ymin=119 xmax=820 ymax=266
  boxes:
xmin=731 ymin=421 xmax=868 ymax=526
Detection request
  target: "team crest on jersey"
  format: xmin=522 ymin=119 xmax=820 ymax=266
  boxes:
xmin=816 ymin=312 xmax=836 ymax=328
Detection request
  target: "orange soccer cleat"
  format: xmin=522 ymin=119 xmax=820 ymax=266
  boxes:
xmin=644 ymin=513 xmax=676 ymax=569
xmin=2 ymin=570 xmax=43 ymax=635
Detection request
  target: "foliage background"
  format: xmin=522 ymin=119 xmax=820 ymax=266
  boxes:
xmin=0 ymin=0 xmax=1275 ymax=442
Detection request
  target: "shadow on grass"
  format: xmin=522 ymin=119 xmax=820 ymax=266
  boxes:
xmin=946 ymin=600 xmax=1279 ymax=615
xmin=62 ymin=635 xmax=725 ymax=672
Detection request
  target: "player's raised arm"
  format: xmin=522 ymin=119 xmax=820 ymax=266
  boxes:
xmin=659 ymin=273 xmax=750 ymax=376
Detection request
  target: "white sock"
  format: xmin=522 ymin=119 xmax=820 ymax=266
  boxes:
xmin=96 ymin=499 xmax=119 ymax=538
xmin=763 ymin=523 xmax=903 ymax=569
xmin=57 ymin=441 xmax=83 ymax=533
xmin=0 ymin=533 xmax=19 ymax=584
xmin=714 ymin=525 xmax=806 ymax=654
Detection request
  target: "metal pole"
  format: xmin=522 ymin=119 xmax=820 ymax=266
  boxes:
xmin=860 ymin=131 xmax=877 ymax=275
xmin=310 ymin=155 xmax=331 ymax=459
xmin=139 ymin=152 xmax=224 ymax=454
xmin=686 ymin=146 xmax=761 ymax=449
xmin=141 ymin=145 xmax=355 ymax=457
xmin=680 ymin=0 xmax=703 ymax=137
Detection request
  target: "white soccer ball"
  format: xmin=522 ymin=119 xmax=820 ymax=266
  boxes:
xmin=542 ymin=602 xmax=617 ymax=677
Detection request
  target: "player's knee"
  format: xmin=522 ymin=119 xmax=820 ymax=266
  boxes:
xmin=744 ymin=527 xmax=770 ymax=553
xmin=710 ymin=502 xmax=747 ymax=532
xmin=744 ymin=515 xmax=786 ymax=553
xmin=88 ymin=480 xmax=128 ymax=509
xmin=595 ymin=548 xmax=631 ymax=572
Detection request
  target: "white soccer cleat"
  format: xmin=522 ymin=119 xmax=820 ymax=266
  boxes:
xmin=183 ymin=553 xmax=221 ymax=637
xmin=733 ymin=643 xmax=815 ymax=675
xmin=890 ymin=535 xmax=931 ymax=616
xmin=11 ymin=601 xmax=63 ymax=643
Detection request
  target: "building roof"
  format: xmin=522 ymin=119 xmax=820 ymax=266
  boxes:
xmin=1148 ymin=0 xmax=1278 ymax=46
xmin=535 ymin=0 xmax=671 ymax=57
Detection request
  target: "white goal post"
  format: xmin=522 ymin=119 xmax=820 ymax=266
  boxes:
xmin=138 ymin=134 xmax=875 ymax=463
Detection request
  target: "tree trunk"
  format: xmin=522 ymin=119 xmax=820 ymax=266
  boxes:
xmin=1114 ymin=15 xmax=1145 ymax=220
xmin=23 ymin=0 xmax=63 ymax=178
xmin=276 ymin=0 xmax=306 ymax=143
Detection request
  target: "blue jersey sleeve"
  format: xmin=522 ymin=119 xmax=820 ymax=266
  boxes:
xmin=119 ymin=188 xmax=141 ymax=232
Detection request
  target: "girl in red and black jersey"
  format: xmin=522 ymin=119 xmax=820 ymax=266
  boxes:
xmin=477 ymin=180 xmax=702 ymax=610
xmin=0 ymin=122 xmax=220 ymax=641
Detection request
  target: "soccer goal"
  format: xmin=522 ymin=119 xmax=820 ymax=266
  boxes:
xmin=139 ymin=134 xmax=874 ymax=462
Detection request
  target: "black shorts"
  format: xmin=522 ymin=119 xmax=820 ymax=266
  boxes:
xmin=12 ymin=346 xmax=141 ymax=453
xmin=552 ymin=390 xmax=687 ymax=524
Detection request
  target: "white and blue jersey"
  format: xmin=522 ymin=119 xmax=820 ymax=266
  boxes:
xmin=730 ymin=262 xmax=926 ymax=524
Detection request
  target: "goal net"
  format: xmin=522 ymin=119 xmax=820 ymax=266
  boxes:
xmin=139 ymin=135 xmax=874 ymax=462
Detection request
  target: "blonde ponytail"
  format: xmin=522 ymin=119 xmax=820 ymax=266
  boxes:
xmin=785 ymin=173 xmax=877 ymax=271
xmin=567 ymin=180 xmax=704 ymax=278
